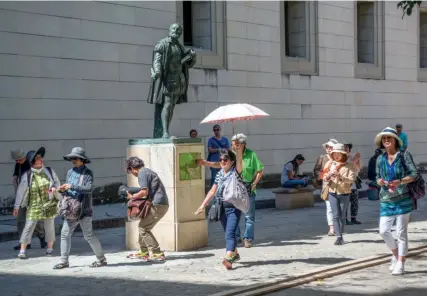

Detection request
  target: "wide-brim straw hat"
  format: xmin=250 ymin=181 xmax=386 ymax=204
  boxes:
xmin=63 ymin=147 xmax=91 ymax=163
xmin=330 ymin=143 xmax=347 ymax=155
xmin=322 ymin=138 xmax=338 ymax=149
xmin=374 ymin=127 xmax=403 ymax=148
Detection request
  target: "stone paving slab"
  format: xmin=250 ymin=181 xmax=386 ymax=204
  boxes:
xmin=267 ymin=254 xmax=427 ymax=295
xmin=0 ymin=197 xmax=426 ymax=296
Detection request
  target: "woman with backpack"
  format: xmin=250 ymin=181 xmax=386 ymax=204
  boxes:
xmin=375 ymin=127 xmax=418 ymax=275
xmin=281 ymin=154 xmax=307 ymax=188
xmin=13 ymin=147 xmax=61 ymax=259
xmin=195 ymin=148 xmax=245 ymax=270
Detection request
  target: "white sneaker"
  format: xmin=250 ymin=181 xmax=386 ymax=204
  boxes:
xmin=18 ymin=252 xmax=26 ymax=259
xmin=389 ymin=256 xmax=398 ymax=271
xmin=392 ymin=261 xmax=405 ymax=275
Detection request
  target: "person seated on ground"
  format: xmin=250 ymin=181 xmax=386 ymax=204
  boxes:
xmin=281 ymin=154 xmax=308 ymax=188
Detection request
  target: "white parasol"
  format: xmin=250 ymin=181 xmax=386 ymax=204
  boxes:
xmin=200 ymin=103 xmax=269 ymax=134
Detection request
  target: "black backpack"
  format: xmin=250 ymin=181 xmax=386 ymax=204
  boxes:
xmin=400 ymin=152 xmax=425 ymax=201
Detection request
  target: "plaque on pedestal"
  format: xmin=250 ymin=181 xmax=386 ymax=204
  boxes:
xmin=125 ymin=137 xmax=208 ymax=251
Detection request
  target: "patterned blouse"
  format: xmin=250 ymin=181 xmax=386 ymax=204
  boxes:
xmin=376 ymin=151 xmax=418 ymax=217
xmin=27 ymin=171 xmax=58 ymax=220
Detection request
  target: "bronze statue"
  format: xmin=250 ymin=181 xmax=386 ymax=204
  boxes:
xmin=147 ymin=23 xmax=197 ymax=139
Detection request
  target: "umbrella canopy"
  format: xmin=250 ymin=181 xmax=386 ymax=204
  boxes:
xmin=200 ymin=103 xmax=269 ymax=124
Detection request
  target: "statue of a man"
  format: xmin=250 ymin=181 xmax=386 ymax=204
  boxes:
xmin=147 ymin=23 xmax=197 ymax=139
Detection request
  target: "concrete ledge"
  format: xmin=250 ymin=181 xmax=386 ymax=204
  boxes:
xmin=272 ymin=186 xmax=314 ymax=194
xmin=274 ymin=187 xmax=315 ymax=210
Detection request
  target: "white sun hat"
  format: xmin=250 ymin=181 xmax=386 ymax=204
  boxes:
xmin=374 ymin=127 xmax=403 ymax=148
xmin=330 ymin=143 xmax=347 ymax=155
xmin=322 ymin=138 xmax=339 ymax=149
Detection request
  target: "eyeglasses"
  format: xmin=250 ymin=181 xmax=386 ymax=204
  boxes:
xmin=219 ymin=158 xmax=229 ymax=163
xmin=213 ymin=129 xmax=220 ymax=132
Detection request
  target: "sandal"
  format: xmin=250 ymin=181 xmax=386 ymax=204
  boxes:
xmin=222 ymin=253 xmax=239 ymax=270
xmin=53 ymin=262 xmax=69 ymax=269
xmin=328 ymin=230 xmax=335 ymax=236
xmin=222 ymin=257 xmax=233 ymax=270
xmin=89 ymin=258 xmax=107 ymax=268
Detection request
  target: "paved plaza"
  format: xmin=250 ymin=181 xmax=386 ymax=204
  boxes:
xmin=0 ymin=198 xmax=426 ymax=296
xmin=268 ymin=254 xmax=427 ymax=296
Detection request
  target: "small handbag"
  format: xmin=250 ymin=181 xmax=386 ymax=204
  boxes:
xmin=127 ymin=197 xmax=152 ymax=220
xmin=355 ymin=176 xmax=363 ymax=189
xmin=321 ymin=185 xmax=330 ymax=201
xmin=59 ymin=169 xmax=87 ymax=220
xmin=208 ymin=198 xmax=223 ymax=222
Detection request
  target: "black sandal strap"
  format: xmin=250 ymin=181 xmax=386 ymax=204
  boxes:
xmin=90 ymin=259 xmax=107 ymax=268
xmin=53 ymin=262 xmax=69 ymax=269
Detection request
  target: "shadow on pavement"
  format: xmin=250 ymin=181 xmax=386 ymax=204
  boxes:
xmin=348 ymin=239 xmax=385 ymax=244
xmin=106 ymin=252 xmax=215 ymax=267
xmin=0 ymin=272 xmax=239 ymax=296
xmin=235 ymin=257 xmax=353 ymax=269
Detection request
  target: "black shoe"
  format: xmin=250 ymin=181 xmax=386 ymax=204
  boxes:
xmin=13 ymin=244 xmax=31 ymax=251
xmin=334 ymin=237 xmax=344 ymax=246
xmin=237 ymin=238 xmax=243 ymax=244
xmin=39 ymin=237 xmax=47 ymax=249
xmin=351 ymin=219 xmax=362 ymax=225
xmin=346 ymin=220 xmax=354 ymax=225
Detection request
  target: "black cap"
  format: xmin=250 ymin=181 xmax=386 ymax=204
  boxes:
xmin=396 ymin=123 xmax=402 ymax=128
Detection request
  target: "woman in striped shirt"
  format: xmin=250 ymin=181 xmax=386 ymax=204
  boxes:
xmin=375 ymin=127 xmax=418 ymax=276
xmin=195 ymin=148 xmax=244 ymax=270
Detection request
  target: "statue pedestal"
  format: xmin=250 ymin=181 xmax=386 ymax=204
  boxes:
xmin=125 ymin=138 xmax=208 ymax=251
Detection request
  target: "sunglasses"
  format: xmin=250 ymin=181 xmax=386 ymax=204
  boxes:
xmin=213 ymin=129 xmax=220 ymax=132
xmin=219 ymin=158 xmax=229 ymax=163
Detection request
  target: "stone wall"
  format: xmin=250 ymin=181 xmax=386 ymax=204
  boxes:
xmin=1 ymin=1 xmax=427 ymax=202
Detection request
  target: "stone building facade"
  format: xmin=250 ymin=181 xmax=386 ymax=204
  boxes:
xmin=1 ymin=1 xmax=426 ymax=199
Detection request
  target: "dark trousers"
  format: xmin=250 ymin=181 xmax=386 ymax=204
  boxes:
xmin=329 ymin=193 xmax=350 ymax=238
xmin=346 ymin=189 xmax=359 ymax=219
xmin=220 ymin=207 xmax=241 ymax=252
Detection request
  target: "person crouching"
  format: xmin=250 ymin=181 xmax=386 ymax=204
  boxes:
xmin=125 ymin=157 xmax=169 ymax=261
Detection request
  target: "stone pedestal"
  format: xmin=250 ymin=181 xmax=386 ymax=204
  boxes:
xmin=125 ymin=138 xmax=208 ymax=251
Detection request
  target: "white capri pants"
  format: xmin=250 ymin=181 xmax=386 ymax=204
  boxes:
xmin=20 ymin=218 xmax=55 ymax=245
xmin=379 ymin=213 xmax=411 ymax=257
xmin=325 ymin=200 xmax=333 ymax=226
